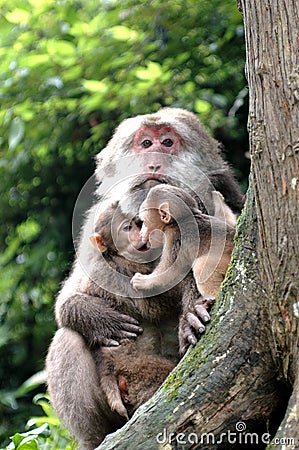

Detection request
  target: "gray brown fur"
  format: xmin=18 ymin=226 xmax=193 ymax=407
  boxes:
xmin=93 ymin=340 xmax=175 ymax=419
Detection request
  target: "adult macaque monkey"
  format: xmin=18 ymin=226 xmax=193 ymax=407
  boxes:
xmin=46 ymin=108 xmax=244 ymax=450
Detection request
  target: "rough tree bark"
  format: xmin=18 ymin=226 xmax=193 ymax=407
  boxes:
xmin=97 ymin=1 xmax=299 ymax=449
xmin=243 ymin=0 xmax=299 ymax=446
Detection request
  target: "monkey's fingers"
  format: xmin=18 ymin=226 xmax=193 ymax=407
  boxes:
xmin=130 ymin=278 xmax=139 ymax=291
xmin=112 ymin=313 xmax=143 ymax=343
xmin=102 ymin=338 xmax=121 ymax=347
xmin=117 ymin=313 xmax=140 ymax=326
xmin=118 ymin=331 xmax=140 ymax=340
xmin=104 ymin=313 xmax=143 ymax=344
xmin=186 ymin=312 xmax=206 ymax=334
xmin=194 ymin=304 xmax=211 ymax=323
xmin=178 ymin=330 xmax=197 ymax=355
xmin=102 ymin=330 xmax=141 ymax=346
xmin=179 ymin=312 xmax=206 ymax=354
xmin=179 ymin=325 xmax=197 ymax=355
xmin=117 ymin=314 xmax=143 ymax=335
xmin=179 ymin=342 xmax=190 ymax=355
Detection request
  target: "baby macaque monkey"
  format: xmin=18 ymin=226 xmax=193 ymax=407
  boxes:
xmin=131 ymin=186 xmax=236 ymax=301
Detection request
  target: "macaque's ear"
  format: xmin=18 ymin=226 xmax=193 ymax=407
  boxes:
xmin=89 ymin=233 xmax=107 ymax=253
xmin=158 ymin=202 xmax=171 ymax=224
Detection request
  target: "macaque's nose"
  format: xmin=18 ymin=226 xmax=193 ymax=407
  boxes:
xmin=148 ymin=164 xmax=161 ymax=173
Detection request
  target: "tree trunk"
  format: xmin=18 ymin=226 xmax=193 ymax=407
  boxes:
xmin=242 ymin=0 xmax=299 ymax=444
xmin=97 ymin=1 xmax=299 ymax=448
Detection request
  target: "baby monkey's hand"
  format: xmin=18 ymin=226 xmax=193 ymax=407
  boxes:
xmin=131 ymin=272 xmax=152 ymax=291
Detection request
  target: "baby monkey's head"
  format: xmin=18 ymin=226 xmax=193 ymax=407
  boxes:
xmin=138 ymin=185 xmax=198 ymax=243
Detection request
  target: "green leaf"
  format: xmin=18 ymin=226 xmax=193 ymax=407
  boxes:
xmin=17 ymin=219 xmax=41 ymax=243
xmin=47 ymin=40 xmax=76 ymax=57
xmin=82 ymin=79 xmax=107 ymax=93
xmin=15 ymin=437 xmax=38 ymax=449
xmin=194 ymin=99 xmax=212 ymax=114
xmin=135 ymin=62 xmax=163 ymax=81
xmin=109 ymin=26 xmax=138 ymax=42
xmin=81 ymin=93 xmax=106 ymax=113
xmin=62 ymin=65 xmax=83 ymax=81
xmin=20 ymin=54 xmax=50 ymax=68
xmin=5 ymin=9 xmax=30 ymax=25
xmin=11 ymin=424 xmax=50 ymax=441
xmin=27 ymin=0 xmax=53 ymax=9
xmin=8 ymin=117 xmax=25 ymax=150
xmin=27 ymin=416 xmax=60 ymax=427
xmin=11 ymin=433 xmax=23 ymax=446
xmin=33 ymin=400 xmax=54 ymax=417
xmin=15 ymin=371 xmax=47 ymax=398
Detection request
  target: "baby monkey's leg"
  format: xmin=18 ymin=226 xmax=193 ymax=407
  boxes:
xmin=193 ymin=252 xmax=231 ymax=299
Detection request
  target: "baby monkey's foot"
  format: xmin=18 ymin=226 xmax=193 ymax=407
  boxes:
xmin=178 ymin=296 xmax=216 ymax=355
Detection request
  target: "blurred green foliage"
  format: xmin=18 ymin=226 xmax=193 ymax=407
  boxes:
xmin=0 ymin=0 xmax=248 ymax=445
xmin=4 ymin=391 xmax=74 ymax=449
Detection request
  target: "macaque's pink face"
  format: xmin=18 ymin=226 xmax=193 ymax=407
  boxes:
xmin=133 ymin=125 xmax=181 ymax=155
xmin=132 ymin=125 xmax=182 ymax=179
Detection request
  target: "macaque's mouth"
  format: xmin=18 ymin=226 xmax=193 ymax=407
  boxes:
xmin=146 ymin=175 xmax=168 ymax=183
xmin=137 ymin=177 xmax=168 ymax=189
xmin=136 ymin=243 xmax=149 ymax=252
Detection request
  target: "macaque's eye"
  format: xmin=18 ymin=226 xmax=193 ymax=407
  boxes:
xmin=162 ymin=138 xmax=173 ymax=147
xmin=122 ymin=223 xmax=132 ymax=232
xmin=141 ymin=139 xmax=152 ymax=148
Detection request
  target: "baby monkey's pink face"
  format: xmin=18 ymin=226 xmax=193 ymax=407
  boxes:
xmin=116 ymin=219 xmax=146 ymax=254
